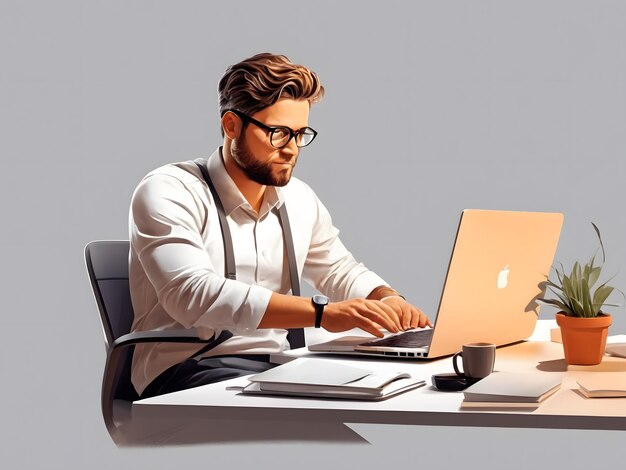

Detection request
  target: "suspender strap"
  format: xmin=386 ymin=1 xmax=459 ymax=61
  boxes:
xmin=278 ymin=203 xmax=305 ymax=348
xmin=195 ymin=161 xmax=236 ymax=280
xmin=194 ymin=159 xmax=305 ymax=349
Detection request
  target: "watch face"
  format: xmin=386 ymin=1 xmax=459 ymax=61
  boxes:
xmin=312 ymin=295 xmax=329 ymax=306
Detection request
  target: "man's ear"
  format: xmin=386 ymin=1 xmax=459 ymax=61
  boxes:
xmin=221 ymin=112 xmax=242 ymax=139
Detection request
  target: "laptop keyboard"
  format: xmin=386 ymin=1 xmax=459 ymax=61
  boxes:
xmin=360 ymin=328 xmax=434 ymax=348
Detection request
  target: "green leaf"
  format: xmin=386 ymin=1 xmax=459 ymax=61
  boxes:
xmin=570 ymin=297 xmax=585 ymax=317
xmin=588 ymin=266 xmax=602 ymax=289
xmin=544 ymin=279 xmax=564 ymax=292
xmin=575 ymin=262 xmax=584 ymax=301
xmin=583 ymin=263 xmax=590 ymax=282
xmin=581 ymin=278 xmax=593 ymax=316
xmin=562 ymin=274 xmax=576 ymax=302
xmin=537 ymin=298 xmax=574 ymax=316
xmin=593 ymin=285 xmax=614 ymax=311
xmin=546 ymin=287 xmax=564 ymax=301
xmin=588 ymin=249 xmax=599 ymax=270
xmin=569 ymin=263 xmax=581 ymax=302
xmin=556 ymin=262 xmax=568 ymax=285
xmin=571 ymin=262 xmax=580 ymax=284
xmin=553 ymin=290 xmax=574 ymax=311
xmin=595 ymin=274 xmax=619 ymax=294
xmin=591 ymin=222 xmax=606 ymax=263
xmin=548 ymin=286 xmax=565 ymax=296
xmin=553 ymin=265 xmax=564 ymax=285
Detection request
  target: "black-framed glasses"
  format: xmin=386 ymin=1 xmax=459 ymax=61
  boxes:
xmin=227 ymin=109 xmax=318 ymax=149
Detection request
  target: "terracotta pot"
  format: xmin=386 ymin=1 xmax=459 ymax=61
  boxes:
xmin=556 ymin=312 xmax=612 ymax=365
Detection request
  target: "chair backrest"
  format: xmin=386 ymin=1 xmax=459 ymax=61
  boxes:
xmin=85 ymin=240 xmax=134 ymax=348
xmin=86 ymin=240 xmax=140 ymax=408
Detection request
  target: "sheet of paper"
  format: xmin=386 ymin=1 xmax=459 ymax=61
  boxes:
xmin=248 ymin=358 xmax=372 ymax=386
xmin=577 ymin=373 xmax=626 ymax=393
xmin=606 ymin=343 xmax=626 ymax=358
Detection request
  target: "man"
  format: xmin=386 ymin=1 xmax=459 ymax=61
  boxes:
xmin=129 ymin=53 xmax=431 ymax=398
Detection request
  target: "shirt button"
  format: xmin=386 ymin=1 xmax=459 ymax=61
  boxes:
xmin=262 ymin=250 xmax=268 ymax=256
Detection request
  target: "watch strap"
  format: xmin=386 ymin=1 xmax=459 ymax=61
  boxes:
xmin=314 ymin=303 xmax=324 ymax=328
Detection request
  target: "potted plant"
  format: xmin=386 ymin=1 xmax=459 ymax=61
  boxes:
xmin=538 ymin=223 xmax=623 ymax=365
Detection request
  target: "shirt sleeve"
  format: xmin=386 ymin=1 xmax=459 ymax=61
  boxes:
xmin=130 ymin=173 xmax=273 ymax=335
xmin=301 ymin=186 xmax=389 ymax=301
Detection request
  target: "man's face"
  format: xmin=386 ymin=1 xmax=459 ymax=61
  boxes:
xmin=230 ymin=99 xmax=310 ymax=187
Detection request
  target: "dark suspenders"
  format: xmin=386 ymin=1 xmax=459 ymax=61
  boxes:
xmin=194 ymin=159 xmax=306 ymax=349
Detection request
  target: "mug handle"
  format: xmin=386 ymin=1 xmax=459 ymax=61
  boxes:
xmin=452 ymin=351 xmax=464 ymax=377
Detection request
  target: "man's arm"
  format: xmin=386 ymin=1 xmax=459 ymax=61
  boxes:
xmin=131 ymin=172 xmax=273 ymax=336
xmin=132 ymin=172 xmax=409 ymax=339
xmin=296 ymin=185 xmax=431 ymax=332
xmin=132 ymin=172 xmax=428 ymax=339
xmin=258 ymin=291 xmax=407 ymax=338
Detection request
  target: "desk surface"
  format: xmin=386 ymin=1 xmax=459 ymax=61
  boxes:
xmin=134 ymin=321 xmax=626 ymax=434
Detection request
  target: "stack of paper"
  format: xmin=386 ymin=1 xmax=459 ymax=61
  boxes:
xmin=460 ymin=372 xmax=562 ymax=410
xmin=606 ymin=343 xmax=626 ymax=359
xmin=240 ymin=358 xmax=425 ymax=400
xmin=577 ymin=374 xmax=626 ymax=398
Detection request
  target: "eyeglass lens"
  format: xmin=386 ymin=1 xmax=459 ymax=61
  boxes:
xmin=271 ymin=128 xmax=316 ymax=148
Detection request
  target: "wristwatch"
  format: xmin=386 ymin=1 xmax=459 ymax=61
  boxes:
xmin=312 ymin=295 xmax=329 ymax=328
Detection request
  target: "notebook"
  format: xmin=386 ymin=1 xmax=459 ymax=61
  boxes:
xmin=310 ymin=209 xmax=564 ymax=360
xmin=233 ymin=358 xmax=426 ymax=400
xmin=460 ymin=372 xmax=562 ymax=409
xmin=577 ymin=374 xmax=626 ymax=398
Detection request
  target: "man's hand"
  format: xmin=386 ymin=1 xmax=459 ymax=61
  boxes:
xmin=380 ymin=296 xmax=432 ymax=330
xmin=260 ymin=292 xmax=431 ymax=338
xmin=321 ymin=298 xmax=406 ymax=338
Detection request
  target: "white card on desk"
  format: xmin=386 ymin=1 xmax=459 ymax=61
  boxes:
xmin=248 ymin=358 xmax=373 ymax=386
xmin=606 ymin=343 xmax=626 ymax=359
xmin=577 ymin=374 xmax=626 ymax=398
xmin=463 ymin=372 xmax=562 ymax=403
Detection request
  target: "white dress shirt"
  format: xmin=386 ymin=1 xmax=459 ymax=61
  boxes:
xmin=129 ymin=147 xmax=388 ymax=395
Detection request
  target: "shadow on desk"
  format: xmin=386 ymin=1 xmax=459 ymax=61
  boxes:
xmin=536 ymin=359 xmax=568 ymax=372
xmin=537 ymin=358 xmax=626 ymax=373
xmin=110 ymin=401 xmax=368 ymax=447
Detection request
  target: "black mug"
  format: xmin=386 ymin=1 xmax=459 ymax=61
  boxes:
xmin=452 ymin=342 xmax=496 ymax=379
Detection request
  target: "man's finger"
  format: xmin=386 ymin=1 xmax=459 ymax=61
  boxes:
xmin=358 ymin=317 xmax=385 ymax=338
xmin=374 ymin=300 xmax=404 ymax=329
xmin=365 ymin=301 xmax=401 ymax=332
xmin=408 ymin=306 xmax=430 ymax=329
xmin=409 ymin=306 xmax=421 ymax=329
xmin=358 ymin=301 xmax=397 ymax=332
xmin=400 ymin=303 xmax=412 ymax=330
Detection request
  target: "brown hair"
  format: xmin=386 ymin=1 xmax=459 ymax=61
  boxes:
xmin=218 ymin=53 xmax=324 ymax=135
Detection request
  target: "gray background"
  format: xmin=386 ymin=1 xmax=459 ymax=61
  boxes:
xmin=1 ymin=0 xmax=625 ymax=468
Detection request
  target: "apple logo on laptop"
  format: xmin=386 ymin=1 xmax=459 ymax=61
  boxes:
xmin=497 ymin=265 xmax=510 ymax=289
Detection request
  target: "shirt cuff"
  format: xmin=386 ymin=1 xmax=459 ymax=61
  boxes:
xmin=346 ymin=271 xmax=389 ymax=300
xmin=235 ymin=284 xmax=274 ymax=335
xmin=193 ymin=282 xmax=273 ymax=336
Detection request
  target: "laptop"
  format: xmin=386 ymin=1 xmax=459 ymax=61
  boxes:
xmin=309 ymin=209 xmax=564 ymax=360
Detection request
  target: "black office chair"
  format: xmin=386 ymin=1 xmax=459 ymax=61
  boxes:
xmin=85 ymin=240 xmax=217 ymax=439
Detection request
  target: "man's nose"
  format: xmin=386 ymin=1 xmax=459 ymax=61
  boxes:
xmin=281 ymin=136 xmax=299 ymax=157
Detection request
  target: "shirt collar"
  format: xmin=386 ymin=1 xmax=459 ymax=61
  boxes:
xmin=206 ymin=147 xmax=284 ymax=218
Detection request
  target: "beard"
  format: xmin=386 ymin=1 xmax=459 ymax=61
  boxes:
xmin=230 ymin=135 xmax=296 ymax=187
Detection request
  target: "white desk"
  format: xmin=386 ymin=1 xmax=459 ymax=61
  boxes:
xmin=130 ymin=321 xmax=626 ymax=444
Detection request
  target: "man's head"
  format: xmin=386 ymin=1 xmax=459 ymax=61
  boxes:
xmin=218 ymin=53 xmax=324 ymax=124
xmin=218 ymin=53 xmax=324 ymax=187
